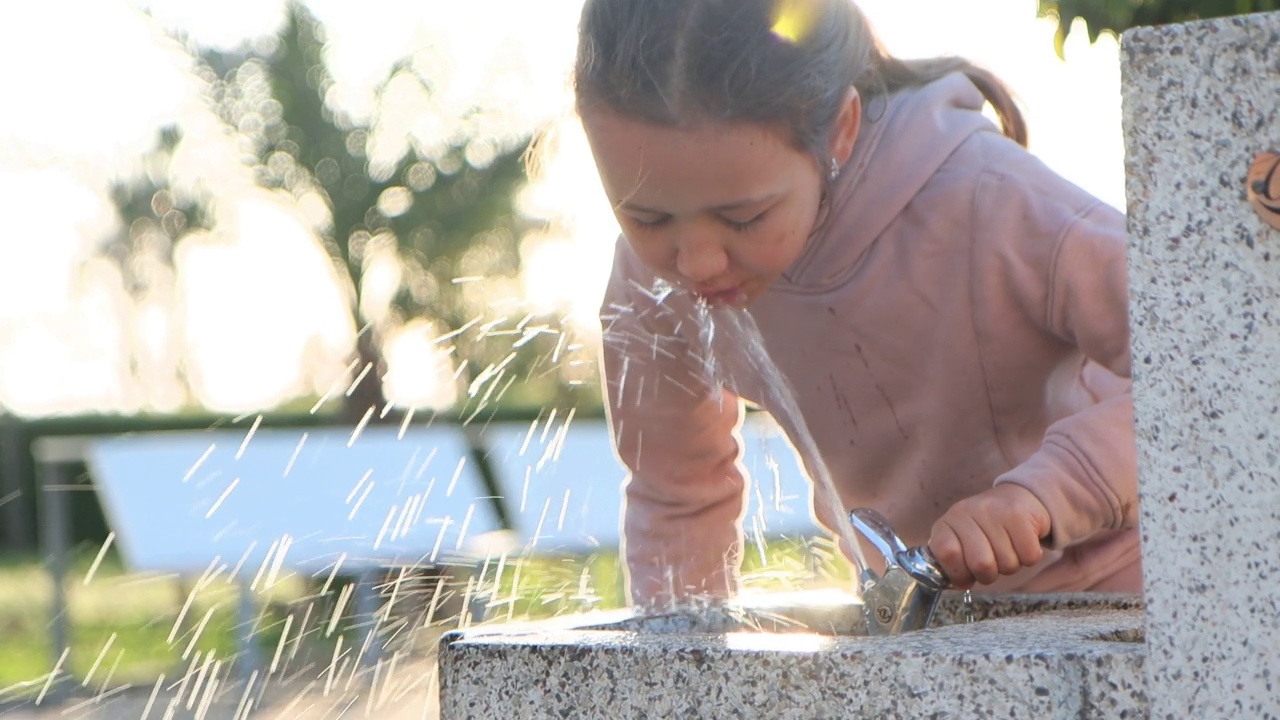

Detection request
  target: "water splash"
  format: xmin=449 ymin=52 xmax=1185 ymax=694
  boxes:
xmin=283 ymin=433 xmax=307 ymax=476
xmin=80 ymin=632 xmax=116 ymax=688
xmin=139 ymin=673 xmax=166 ymax=719
xmin=235 ymin=416 xmax=263 ymax=459
xmin=345 ymin=363 xmax=375 ymax=398
xmin=204 ymin=477 xmax=240 ymax=518
xmin=348 ymin=406 xmax=376 ymax=446
xmin=82 ymin=532 xmax=115 ymax=585
xmin=689 ymin=295 xmax=870 ymax=583
xmin=183 ymin=444 xmax=217 ymax=483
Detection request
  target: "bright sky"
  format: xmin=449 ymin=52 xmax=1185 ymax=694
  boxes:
xmin=0 ymin=0 xmax=1122 ymax=418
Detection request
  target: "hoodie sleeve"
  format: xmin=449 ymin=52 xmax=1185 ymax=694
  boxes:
xmin=599 ymin=239 xmax=747 ymax=606
xmin=972 ymin=148 xmax=1139 ymax=551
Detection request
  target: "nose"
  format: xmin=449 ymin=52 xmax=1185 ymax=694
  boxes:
xmin=674 ymin=230 xmax=729 ymax=283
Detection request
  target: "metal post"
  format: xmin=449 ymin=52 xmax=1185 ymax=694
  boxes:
xmin=37 ymin=460 xmax=71 ymax=689
xmin=352 ymin=572 xmax=382 ymax=672
xmin=0 ymin=418 xmax=32 ymax=551
xmin=237 ymin=582 xmax=263 ymax=682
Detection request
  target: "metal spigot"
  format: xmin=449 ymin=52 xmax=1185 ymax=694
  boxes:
xmin=849 ymin=508 xmax=951 ymax=635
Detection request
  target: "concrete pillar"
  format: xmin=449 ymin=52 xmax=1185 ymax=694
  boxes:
xmin=1122 ymin=11 xmax=1280 ymax=718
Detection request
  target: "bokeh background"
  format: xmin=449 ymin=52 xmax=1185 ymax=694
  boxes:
xmin=1 ymin=0 xmax=1141 ymax=557
xmin=0 ymin=0 xmax=1131 ymax=424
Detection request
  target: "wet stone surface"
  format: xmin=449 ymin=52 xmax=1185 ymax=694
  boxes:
xmin=439 ymin=593 xmax=1145 ymax=719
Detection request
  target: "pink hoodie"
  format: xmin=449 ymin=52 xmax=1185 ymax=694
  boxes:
xmin=600 ymin=73 xmax=1140 ymax=605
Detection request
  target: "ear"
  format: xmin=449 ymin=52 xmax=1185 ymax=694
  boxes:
xmin=827 ymin=86 xmax=861 ymax=166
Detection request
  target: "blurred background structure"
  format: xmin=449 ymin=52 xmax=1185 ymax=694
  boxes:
xmin=0 ymin=0 xmax=1276 ymax=710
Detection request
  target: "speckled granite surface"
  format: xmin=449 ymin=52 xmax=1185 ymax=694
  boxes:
xmin=440 ymin=593 xmax=1145 ymax=719
xmin=1122 ymin=10 xmax=1280 ymax=720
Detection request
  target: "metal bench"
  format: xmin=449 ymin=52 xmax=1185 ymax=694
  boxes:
xmin=37 ymin=423 xmax=502 ymax=686
xmin=477 ymin=412 xmax=820 ymax=556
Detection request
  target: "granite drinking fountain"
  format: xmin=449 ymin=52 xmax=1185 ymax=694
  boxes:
xmin=440 ymin=518 xmax=1146 ymax=717
xmin=439 ymin=11 xmax=1280 ymax=718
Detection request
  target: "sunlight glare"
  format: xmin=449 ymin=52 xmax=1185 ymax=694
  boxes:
xmin=175 ymin=191 xmax=354 ymax=412
xmin=0 ymin=1 xmax=195 ymax=174
xmin=858 ymin=1 xmax=1124 ymax=209
xmin=0 ymin=0 xmax=1125 ymax=416
xmin=724 ymin=630 xmax=834 ymax=653
xmin=0 ymin=168 xmax=112 ymax=317
xmin=771 ymin=0 xmax=821 ymax=45
xmin=382 ymin=319 xmax=462 ymax=410
xmin=138 ymin=0 xmax=287 ymax=52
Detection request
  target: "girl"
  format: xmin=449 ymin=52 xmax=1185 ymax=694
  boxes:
xmin=575 ymin=0 xmax=1140 ymax=605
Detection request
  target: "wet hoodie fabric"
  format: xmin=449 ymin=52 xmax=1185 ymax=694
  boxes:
xmin=599 ymin=72 xmax=1140 ymax=605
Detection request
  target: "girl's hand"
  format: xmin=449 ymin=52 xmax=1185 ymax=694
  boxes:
xmin=927 ymin=483 xmax=1052 ymax=589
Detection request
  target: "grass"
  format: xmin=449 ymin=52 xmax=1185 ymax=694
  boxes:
xmin=0 ymin=549 xmax=321 ymax=701
xmin=0 ymin=533 xmax=853 ymax=702
xmin=479 ymin=534 xmax=854 ymax=622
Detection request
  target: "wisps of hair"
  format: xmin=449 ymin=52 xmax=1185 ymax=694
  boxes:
xmin=572 ymin=0 xmax=1028 ymax=157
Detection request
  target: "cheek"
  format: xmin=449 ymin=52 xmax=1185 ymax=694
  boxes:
xmin=746 ymin=221 xmax=810 ymax=273
xmin=624 ymin=233 xmax=675 ymax=273
xmin=774 ymin=201 xmax=820 ymax=266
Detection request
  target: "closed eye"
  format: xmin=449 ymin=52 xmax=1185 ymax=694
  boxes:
xmin=724 ymin=211 xmax=766 ymax=233
xmin=626 ymin=214 xmax=671 ymax=228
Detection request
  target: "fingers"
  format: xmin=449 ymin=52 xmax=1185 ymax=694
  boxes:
xmin=927 ymin=521 xmax=972 ymax=588
xmin=927 ymin=485 xmax=1051 ymax=588
xmin=1008 ymin=513 xmax=1047 ymax=567
xmin=930 ymin=515 xmax=1019 ymax=587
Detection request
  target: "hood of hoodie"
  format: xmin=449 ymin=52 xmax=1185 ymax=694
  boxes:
xmin=776 ymin=72 xmax=1000 ymax=291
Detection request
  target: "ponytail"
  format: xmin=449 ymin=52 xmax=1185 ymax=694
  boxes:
xmin=869 ymin=48 xmax=1028 ymax=147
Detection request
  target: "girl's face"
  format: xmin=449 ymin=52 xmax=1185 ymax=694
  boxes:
xmin=580 ymin=105 xmax=831 ymax=307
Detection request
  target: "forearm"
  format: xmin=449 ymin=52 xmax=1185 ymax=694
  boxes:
xmin=994 ymin=392 xmax=1138 ymax=550
xmin=623 ymin=475 xmax=744 ymax=606
xmin=615 ymin=387 xmax=747 ymax=606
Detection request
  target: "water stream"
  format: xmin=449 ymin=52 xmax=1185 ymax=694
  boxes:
xmin=690 ymin=296 xmax=871 ymax=588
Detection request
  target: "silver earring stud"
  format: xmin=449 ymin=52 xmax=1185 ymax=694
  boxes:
xmin=828 ymin=158 xmax=840 ymax=181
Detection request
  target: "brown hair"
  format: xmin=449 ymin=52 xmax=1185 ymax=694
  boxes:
xmin=573 ymin=0 xmax=1027 ymax=169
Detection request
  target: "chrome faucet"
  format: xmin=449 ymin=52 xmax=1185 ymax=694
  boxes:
xmin=848 ymin=508 xmax=951 ymax=635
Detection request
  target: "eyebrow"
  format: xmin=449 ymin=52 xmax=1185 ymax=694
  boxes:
xmin=617 ymin=193 xmax=781 ymax=215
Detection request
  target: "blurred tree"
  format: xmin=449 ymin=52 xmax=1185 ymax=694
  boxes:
xmin=219 ymin=4 xmax=544 ymax=425
xmin=101 ymin=126 xmax=214 ymax=410
xmin=103 ymin=1 xmax=598 ymax=424
xmin=1039 ymin=0 xmax=1279 ymax=52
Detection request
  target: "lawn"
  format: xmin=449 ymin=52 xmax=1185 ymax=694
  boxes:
xmin=0 ymin=534 xmax=849 ymax=702
xmin=0 ymin=550 xmax=307 ymax=701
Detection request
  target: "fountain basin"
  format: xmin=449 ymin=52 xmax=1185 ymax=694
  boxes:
xmin=439 ymin=591 xmax=1145 ymax=718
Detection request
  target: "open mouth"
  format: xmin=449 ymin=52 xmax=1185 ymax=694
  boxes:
xmin=697 ymin=284 xmax=748 ymax=306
